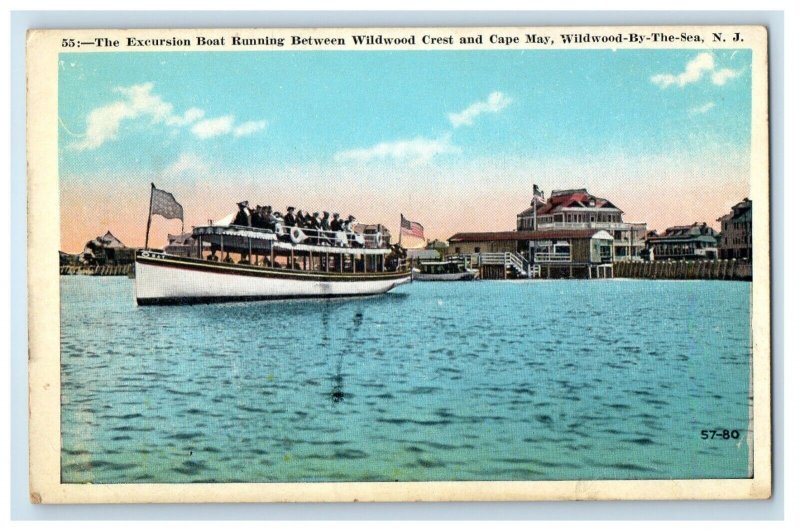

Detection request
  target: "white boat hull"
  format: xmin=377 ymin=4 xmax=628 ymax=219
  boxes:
xmin=135 ymin=252 xmax=411 ymax=305
xmin=412 ymin=270 xmax=478 ymax=281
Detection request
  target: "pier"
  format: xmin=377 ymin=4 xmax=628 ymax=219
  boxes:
xmin=60 ymin=265 xmax=133 ymax=276
xmin=613 ymin=259 xmax=751 ymax=281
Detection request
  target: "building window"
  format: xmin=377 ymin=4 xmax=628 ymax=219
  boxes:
xmin=474 ymin=247 xmax=481 ymax=253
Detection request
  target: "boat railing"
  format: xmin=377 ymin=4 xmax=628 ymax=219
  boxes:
xmin=198 ymin=223 xmax=388 ymax=249
xmin=258 ymin=223 xmax=386 ymax=249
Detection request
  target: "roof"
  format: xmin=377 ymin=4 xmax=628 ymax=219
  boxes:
xmin=448 ymin=229 xmax=609 ymax=243
xmin=648 ymin=234 xmax=719 ymax=245
xmin=732 ymin=209 xmax=752 ymax=223
xmin=518 ymin=188 xmax=621 ymax=217
xmin=658 ymin=222 xmax=718 ymax=238
xmin=99 ymin=231 xmax=125 ymax=248
xmin=718 ymin=198 xmax=752 ymax=223
xmin=647 ymin=222 xmax=718 ymax=244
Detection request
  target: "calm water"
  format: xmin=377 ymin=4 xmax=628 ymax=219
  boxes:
xmin=60 ymin=277 xmax=752 ymax=483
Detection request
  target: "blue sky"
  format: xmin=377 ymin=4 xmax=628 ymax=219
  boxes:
xmin=58 ymin=49 xmax=752 ymax=251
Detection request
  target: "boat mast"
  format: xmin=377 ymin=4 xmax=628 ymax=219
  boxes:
xmin=144 ymin=183 xmax=155 ymax=250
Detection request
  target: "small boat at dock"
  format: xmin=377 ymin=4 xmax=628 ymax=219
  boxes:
xmin=412 ymin=260 xmax=478 ymax=281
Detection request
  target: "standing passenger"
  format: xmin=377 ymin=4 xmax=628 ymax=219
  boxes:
xmin=233 ymin=201 xmax=252 ymax=227
xmin=284 ymin=206 xmax=297 ymax=227
xmin=331 ymin=213 xmax=342 ymax=232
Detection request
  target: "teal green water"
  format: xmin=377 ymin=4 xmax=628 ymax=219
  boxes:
xmin=60 ymin=277 xmax=752 ymax=483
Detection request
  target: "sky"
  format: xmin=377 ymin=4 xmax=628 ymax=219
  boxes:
xmin=59 ymin=49 xmax=752 ymax=252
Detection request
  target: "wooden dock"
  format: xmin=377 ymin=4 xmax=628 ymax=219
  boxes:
xmin=613 ymin=259 xmax=751 ymax=281
xmin=60 ymin=265 xmax=134 ymax=276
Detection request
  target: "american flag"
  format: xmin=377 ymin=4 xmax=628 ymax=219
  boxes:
xmin=400 ymin=214 xmax=424 ymax=239
xmin=150 ymin=185 xmax=184 ymax=222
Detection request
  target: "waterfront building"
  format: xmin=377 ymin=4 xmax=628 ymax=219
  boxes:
xmin=516 ymin=188 xmax=647 ymax=262
xmin=59 ymin=250 xmax=81 ymax=267
xmin=646 ymin=222 xmax=719 ymax=261
xmin=81 ymin=231 xmax=136 ymax=265
xmin=426 ymin=239 xmax=449 ymax=253
xmin=717 ymin=198 xmax=752 ymax=260
xmin=164 ymin=232 xmax=202 ymax=258
xmin=447 ymin=228 xmax=614 ymax=279
xmin=406 ymin=248 xmax=441 ymax=261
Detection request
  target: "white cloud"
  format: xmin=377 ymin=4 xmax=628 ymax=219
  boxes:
xmin=651 ymin=53 xmax=743 ymax=90
xmin=334 ymin=135 xmax=460 ymax=165
xmin=448 ymin=91 xmax=512 ymax=128
xmin=71 ymin=83 xmax=266 ymax=150
xmin=165 ymin=152 xmax=208 ymax=175
xmin=191 ymin=115 xmax=235 ymax=139
xmin=689 ymin=102 xmax=716 ymax=115
xmin=334 ymin=90 xmax=510 ymax=165
xmin=233 ymin=120 xmax=268 ymax=137
xmin=71 ymin=82 xmax=175 ymax=151
xmin=711 ymin=68 xmax=741 ymax=86
xmin=650 ymin=53 xmax=715 ymax=89
xmin=165 ymin=107 xmax=205 ymax=126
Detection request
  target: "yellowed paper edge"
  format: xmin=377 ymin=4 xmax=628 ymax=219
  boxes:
xmin=27 ymin=25 xmax=771 ymax=503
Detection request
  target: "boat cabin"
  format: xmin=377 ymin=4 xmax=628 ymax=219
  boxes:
xmin=190 ymin=223 xmax=404 ymax=274
xmin=417 ymin=261 xmax=470 ymax=275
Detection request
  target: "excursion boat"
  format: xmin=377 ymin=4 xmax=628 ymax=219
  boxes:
xmin=135 ymin=221 xmax=411 ymax=305
xmin=411 ymin=260 xmax=478 ymax=281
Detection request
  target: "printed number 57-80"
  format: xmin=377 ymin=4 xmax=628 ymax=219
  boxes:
xmin=701 ymin=429 xmax=740 ymax=440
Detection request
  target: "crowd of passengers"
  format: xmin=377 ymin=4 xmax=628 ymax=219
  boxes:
xmin=233 ymin=201 xmax=359 ymax=236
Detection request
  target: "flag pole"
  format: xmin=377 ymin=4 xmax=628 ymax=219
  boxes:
xmin=144 ymin=183 xmax=155 ymax=250
xmin=398 ymin=214 xmax=403 ymax=248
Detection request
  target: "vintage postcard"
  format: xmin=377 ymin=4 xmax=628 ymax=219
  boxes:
xmin=27 ymin=25 xmax=770 ymax=503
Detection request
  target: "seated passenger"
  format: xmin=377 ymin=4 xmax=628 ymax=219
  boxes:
xmin=346 ymin=215 xmax=365 ymax=248
xmin=223 ymin=253 xmax=234 ymax=263
xmin=207 ymin=250 xmax=220 ymax=261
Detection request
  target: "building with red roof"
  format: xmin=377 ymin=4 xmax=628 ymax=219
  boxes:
xmin=443 ymin=186 xmax=649 ymax=278
xmin=516 ymin=188 xmax=647 ymax=262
